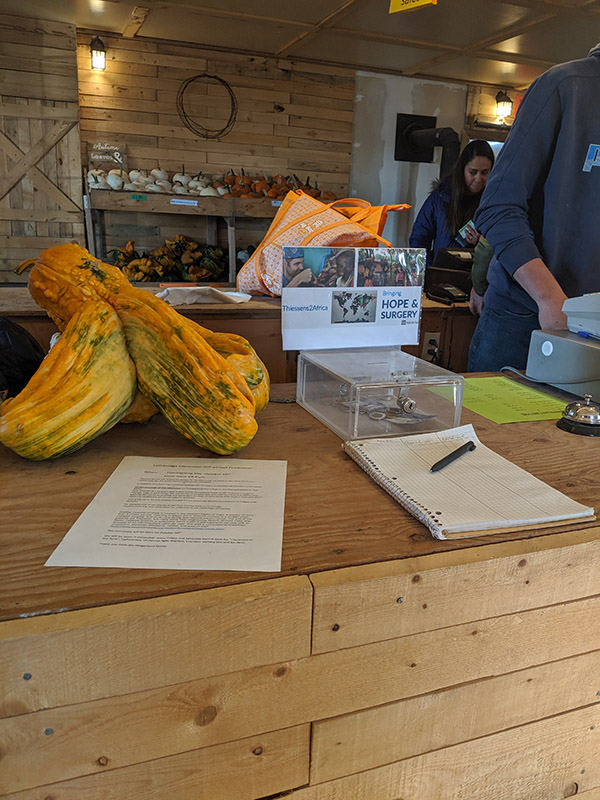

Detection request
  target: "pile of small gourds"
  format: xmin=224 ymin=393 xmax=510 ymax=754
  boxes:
xmin=110 ymin=236 xmax=226 ymax=283
xmin=0 ymin=244 xmax=269 ymax=460
xmin=218 ymin=171 xmax=337 ymax=201
xmin=87 ymin=166 xmax=337 ymax=200
xmin=87 ymin=166 xmax=227 ymax=196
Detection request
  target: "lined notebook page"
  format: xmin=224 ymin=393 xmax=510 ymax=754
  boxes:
xmin=343 ymin=424 xmax=594 ymax=540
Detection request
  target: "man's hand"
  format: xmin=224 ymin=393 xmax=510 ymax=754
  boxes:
xmin=286 ymin=268 xmax=315 ymax=288
xmin=514 ymin=257 xmax=568 ymax=330
xmin=469 ymin=288 xmax=485 ymax=316
xmin=537 ymin=298 xmax=568 ymax=330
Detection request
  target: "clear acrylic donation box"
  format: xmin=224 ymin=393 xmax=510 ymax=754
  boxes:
xmin=296 ymin=347 xmax=464 ymax=440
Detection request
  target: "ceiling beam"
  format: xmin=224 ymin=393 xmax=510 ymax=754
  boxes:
xmin=77 ymin=24 xmax=529 ymax=92
xmin=139 ymin=2 xmax=312 ymax=28
xmin=402 ymin=0 xmax=599 ymax=77
xmin=329 ymin=26 xmax=554 ymax=69
xmin=476 ymin=48 xmax=553 ymax=69
xmin=401 ymin=9 xmax=556 ymax=76
xmin=122 ymin=5 xmax=150 ymax=38
xmin=494 ymin=0 xmax=600 ymax=12
xmin=331 ymin=27 xmax=460 ymax=53
xmin=276 ymin=0 xmax=363 ymax=57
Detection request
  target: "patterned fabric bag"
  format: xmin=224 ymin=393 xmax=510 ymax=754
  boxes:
xmin=237 ymin=191 xmax=410 ymax=296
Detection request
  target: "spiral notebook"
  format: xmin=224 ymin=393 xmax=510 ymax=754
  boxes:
xmin=343 ymin=424 xmax=595 ymax=540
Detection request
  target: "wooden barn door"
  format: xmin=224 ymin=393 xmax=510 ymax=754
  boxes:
xmin=0 ymin=14 xmax=84 ymax=283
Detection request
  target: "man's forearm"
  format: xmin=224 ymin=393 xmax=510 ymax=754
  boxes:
xmin=513 ymin=258 xmax=568 ymax=329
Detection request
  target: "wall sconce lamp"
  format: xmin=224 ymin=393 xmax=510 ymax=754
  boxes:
xmin=495 ymin=90 xmax=513 ymax=123
xmin=90 ymin=36 xmax=106 ymax=71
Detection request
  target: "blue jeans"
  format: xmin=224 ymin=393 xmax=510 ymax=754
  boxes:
xmin=468 ymin=305 xmax=539 ymax=371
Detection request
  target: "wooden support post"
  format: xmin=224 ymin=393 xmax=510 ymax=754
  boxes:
xmin=205 ymin=215 xmax=218 ymax=247
xmin=223 ymin=215 xmax=237 ymax=285
xmin=91 ymin=209 xmax=105 ymax=260
xmin=83 ymin=193 xmax=96 ymax=256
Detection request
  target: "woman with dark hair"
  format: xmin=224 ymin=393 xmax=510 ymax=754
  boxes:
xmin=409 ymin=139 xmax=495 ymax=265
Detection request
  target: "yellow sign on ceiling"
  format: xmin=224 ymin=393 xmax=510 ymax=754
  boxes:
xmin=389 ymin=0 xmax=437 ymax=12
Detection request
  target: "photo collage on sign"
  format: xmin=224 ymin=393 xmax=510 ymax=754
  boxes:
xmin=280 ymin=246 xmax=426 ymax=351
xmin=282 ymin=246 xmax=425 ymax=324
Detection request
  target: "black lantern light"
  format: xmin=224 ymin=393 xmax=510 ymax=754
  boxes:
xmin=90 ymin=36 xmax=106 ymax=71
xmin=495 ymin=90 xmax=513 ymax=122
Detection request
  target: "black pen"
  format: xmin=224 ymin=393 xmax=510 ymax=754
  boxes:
xmin=430 ymin=440 xmax=476 ymax=472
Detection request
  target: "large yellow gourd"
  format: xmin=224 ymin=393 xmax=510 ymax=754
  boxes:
xmin=0 ymin=301 xmax=137 ymax=460
xmin=113 ymin=289 xmax=258 ymax=454
xmin=19 ymin=244 xmax=268 ymax=453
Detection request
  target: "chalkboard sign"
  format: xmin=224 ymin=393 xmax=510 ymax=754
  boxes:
xmin=87 ymin=141 xmax=128 ymax=174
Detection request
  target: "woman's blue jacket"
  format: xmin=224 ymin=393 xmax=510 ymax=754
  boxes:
xmin=408 ymin=178 xmax=454 ymax=265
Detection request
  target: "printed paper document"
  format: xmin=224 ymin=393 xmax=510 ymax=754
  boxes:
xmin=46 ymin=457 xmax=287 ymax=571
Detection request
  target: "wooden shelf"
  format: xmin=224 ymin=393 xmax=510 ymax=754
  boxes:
xmin=87 ymin=189 xmax=280 ymax=219
xmin=86 ymin=190 xmax=280 ymax=283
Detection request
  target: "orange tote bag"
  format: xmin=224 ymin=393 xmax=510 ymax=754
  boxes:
xmin=236 ymin=191 xmax=410 ymax=297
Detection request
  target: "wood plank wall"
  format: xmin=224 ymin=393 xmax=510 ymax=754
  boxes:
xmin=0 ymin=19 xmax=355 ymax=280
xmin=76 ymin=32 xmax=354 ymax=195
xmin=0 ymin=14 xmax=85 ymax=284
xmin=76 ymin=32 xmax=354 ymax=259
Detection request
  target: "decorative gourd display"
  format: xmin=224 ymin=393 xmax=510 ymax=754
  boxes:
xmin=109 ymin=235 xmax=226 ymax=283
xmin=21 ymin=243 xmax=269 ymax=408
xmin=7 ymin=243 xmax=269 ymax=457
xmin=0 ymin=301 xmax=137 ymax=460
xmin=112 ymin=289 xmax=258 ymax=454
xmin=87 ymin=167 xmax=337 ymax=201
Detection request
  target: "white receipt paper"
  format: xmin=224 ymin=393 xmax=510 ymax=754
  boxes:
xmin=45 ymin=457 xmax=287 ymax=572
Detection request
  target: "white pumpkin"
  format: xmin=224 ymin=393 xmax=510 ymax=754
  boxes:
xmin=88 ymin=174 xmax=110 ymax=189
xmin=123 ymin=182 xmax=138 ymax=190
xmin=173 ymin=171 xmax=191 ymax=186
xmin=199 ymin=186 xmax=220 ymax=197
xmin=173 ymin=184 xmax=189 ymax=194
xmin=216 ymin=185 xmax=229 ymax=196
xmin=145 ymin=183 xmax=162 ymax=192
xmin=188 ymin=178 xmax=210 ymax=190
xmin=87 ymin=169 xmax=107 ymax=182
xmin=106 ymin=173 xmax=124 ymax=190
xmin=150 ymin=167 xmax=169 ymax=181
xmin=155 ymin=180 xmax=172 ymax=192
xmin=128 ymin=169 xmax=146 ymax=182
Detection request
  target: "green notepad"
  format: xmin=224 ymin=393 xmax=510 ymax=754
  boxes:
xmin=462 ymin=376 xmax=566 ymax=424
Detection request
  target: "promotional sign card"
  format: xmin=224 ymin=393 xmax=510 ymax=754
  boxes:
xmin=87 ymin=140 xmax=128 ymax=174
xmin=281 ymin=246 xmax=425 ymax=350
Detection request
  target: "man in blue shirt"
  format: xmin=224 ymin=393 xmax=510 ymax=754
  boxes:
xmin=468 ymin=43 xmax=600 ymax=371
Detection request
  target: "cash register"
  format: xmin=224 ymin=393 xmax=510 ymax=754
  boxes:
xmin=525 ymin=292 xmax=600 ymax=399
xmin=424 ymin=248 xmax=473 ymax=300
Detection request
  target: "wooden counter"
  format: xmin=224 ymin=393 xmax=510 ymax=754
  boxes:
xmin=0 ymin=286 xmax=478 ymax=379
xmin=1 ymin=391 xmax=600 ymax=799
